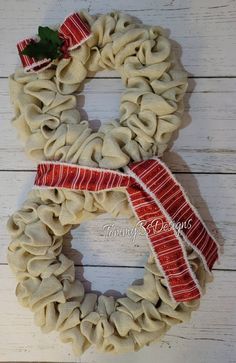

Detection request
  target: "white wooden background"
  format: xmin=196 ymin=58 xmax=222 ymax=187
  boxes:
xmin=0 ymin=0 xmax=236 ymax=362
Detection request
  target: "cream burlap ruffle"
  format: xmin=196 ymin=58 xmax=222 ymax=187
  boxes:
xmin=7 ymin=11 xmax=209 ymax=356
xmin=9 ymin=10 xmax=187 ymax=168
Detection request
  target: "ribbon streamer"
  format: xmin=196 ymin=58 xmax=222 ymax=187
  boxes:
xmin=34 ymin=158 xmax=219 ymax=302
xmin=17 ymin=12 xmax=91 ymax=73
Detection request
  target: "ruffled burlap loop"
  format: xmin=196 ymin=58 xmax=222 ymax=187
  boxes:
xmin=6 ymin=11 xmax=209 ymax=357
xmin=7 ymin=186 xmax=209 ymax=355
xmin=9 ymin=10 xmax=188 ymax=168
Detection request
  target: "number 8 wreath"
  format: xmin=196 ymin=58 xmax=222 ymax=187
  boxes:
xmin=7 ymin=11 xmax=220 ymax=356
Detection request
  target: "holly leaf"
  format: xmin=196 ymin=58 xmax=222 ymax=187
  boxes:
xmin=38 ymin=26 xmax=63 ymax=46
xmin=21 ymin=42 xmax=46 ymax=60
xmin=21 ymin=26 xmax=63 ymax=61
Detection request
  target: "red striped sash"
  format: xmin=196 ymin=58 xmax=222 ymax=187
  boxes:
xmin=34 ymin=158 xmax=219 ymax=302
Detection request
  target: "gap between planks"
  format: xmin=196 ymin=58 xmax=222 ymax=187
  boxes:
xmin=0 ymin=262 xmax=235 ymax=272
xmin=2 ymin=77 xmax=236 ymax=173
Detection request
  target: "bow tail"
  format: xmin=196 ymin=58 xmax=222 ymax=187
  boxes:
xmin=127 ymin=158 xmax=220 ymax=276
xmin=34 ymin=160 xmax=219 ymax=303
xmin=126 ymin=183 xmax=202 ymax=303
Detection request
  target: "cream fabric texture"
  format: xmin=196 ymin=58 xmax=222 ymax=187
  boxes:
xmin=7 ymin=11 xmax=209 ymax=356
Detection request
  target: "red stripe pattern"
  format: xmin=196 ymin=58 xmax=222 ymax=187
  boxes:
xmin=17 ymin=39 xmax=51 ymax=73
xmin=34 ymin=159 xmax=219 ymax=302
xmin=17 ymin=13 xmax=91 ymax=73
xmin=129 ymin=159 xmax=218 ymax=271
xmin=59 ymin=13 xmax=91 ymax=50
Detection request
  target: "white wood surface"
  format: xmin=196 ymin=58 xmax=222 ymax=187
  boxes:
xmin=1 ymin=77 xmax=236 ymax=173
xmin=0 ymin=1 xmax=236 ymax=362
xmin=0 ymin=267 xmax=235 ymax=363
xmin=0 ymin=171 xmax=234 ymax=269
xmin=1 ymin=0 xmax=236 ymax=77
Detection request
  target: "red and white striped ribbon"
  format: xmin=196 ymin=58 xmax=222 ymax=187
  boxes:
xmin=34 ymin=158 xmax=219 ymax=302
xmin=17 ymin=12 xmax=92 ymax=73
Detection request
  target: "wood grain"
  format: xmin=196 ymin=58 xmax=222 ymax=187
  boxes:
xmin=0 ymin=266 xmax=235 ymax=363
xmin=1 ymin=171 xmax=234 ymax=269
xmin=1 ymin=77 xmax=236 ymax=172
xmin=1 ymin=1 xmax=236 ymax=361
xmin=1 ymin=0 xmax=236 ymax=77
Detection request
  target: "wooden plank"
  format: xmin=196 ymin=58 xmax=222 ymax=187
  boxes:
xmin=0 ymin=266 xmax=235 ymax=362
xmin=1 ymin=2 xmax=236 ymax=363
xmin=1 ymin=171 xmax=235 ymax=270
xmin=1 ymin=0 xmax=236 ymax=77
xmin=1 ymin=78 xmax=236 ymax=172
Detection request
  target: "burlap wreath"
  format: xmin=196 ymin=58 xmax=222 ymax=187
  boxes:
xmin=7 ymin=11 xmax=211 ymax=356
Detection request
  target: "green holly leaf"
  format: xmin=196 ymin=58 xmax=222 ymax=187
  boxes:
xmin=21 ymin=26 xmax=63 ymax=61
xmin=38 ymin=26 xmax=63 ymax=46
xmin=21 ymin=42 xmax=45 ymax=60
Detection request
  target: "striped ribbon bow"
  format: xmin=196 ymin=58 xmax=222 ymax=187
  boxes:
xmin=34 ymin=158 xmax=219 ymax=302
xmin=17 ymin=13 xmax=91 ymax=73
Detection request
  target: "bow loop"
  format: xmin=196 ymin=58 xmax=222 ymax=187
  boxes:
xmin=17 ymin=12 xmax=92 ymax=73
xmin=17 ymin=39 xmax=51 ymax=73
xmin=59 ymin=13 xmax=91 ymax=50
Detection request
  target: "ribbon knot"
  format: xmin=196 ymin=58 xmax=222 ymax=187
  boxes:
xmin=17 ymin=12 xmax=91 ymax=73
xmin=34 ymin=158 xmax=219 ymax=302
